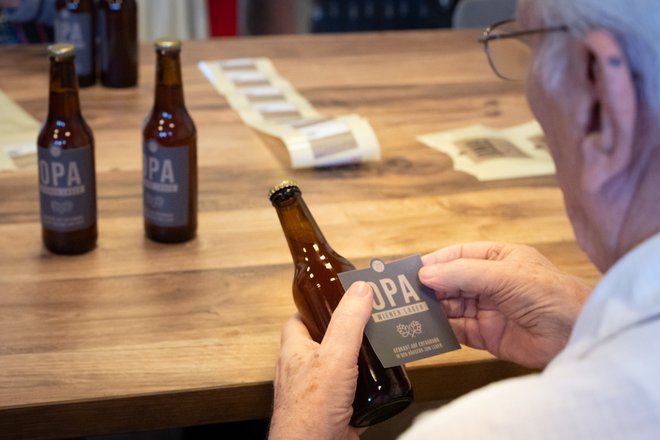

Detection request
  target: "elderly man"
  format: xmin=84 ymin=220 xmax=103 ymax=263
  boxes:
xmin=269 ymin=0 xmax=660 ymax=438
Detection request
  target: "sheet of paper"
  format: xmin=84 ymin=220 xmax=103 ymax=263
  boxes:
xmin=250 ymin=115 xmax=381 ymax=168
xmin=0 ymin=89 xmax=40 ymax=172
xmin=199 ymin=58 xmax=382 ymax=169
xmin=0 ymin=151 xmax=17 ymax=172
xmin=418 ymin=121 xmax=555 ymax=181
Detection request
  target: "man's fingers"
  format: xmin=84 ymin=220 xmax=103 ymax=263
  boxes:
xmin=440 ymin=298 xmax=467 ymax=318
xmin=320 ymin=281 xmax=373 ymax=363
xmin=421 ymin=242 xmax=506 ymax=266
xmin=280 ymin=313 xmax=312 ymax=346
xmin=419 ymin=258 xmax=507 ymax=299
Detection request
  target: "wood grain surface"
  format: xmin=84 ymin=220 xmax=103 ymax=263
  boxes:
xmin=0 ymin=30 xmax=600 ymax=439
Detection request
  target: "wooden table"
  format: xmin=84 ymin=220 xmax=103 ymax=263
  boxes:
xmin=0 ymin=30 xmax=600 ymax=439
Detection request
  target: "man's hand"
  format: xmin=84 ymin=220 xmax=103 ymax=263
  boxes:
xmin=269 ymin=281 xmax=373 ymax=440
xmin=420 ymin=242 xmax=593 ymax=369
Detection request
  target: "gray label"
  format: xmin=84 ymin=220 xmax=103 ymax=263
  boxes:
xmin=55 ymin=9 xmax=93 ymax=76
xmin=38 ymin=145 xmax=96 ymax=231
xmin=143 ymin=140 xmax=189 ymax=227
xmin=339 ymin=255 xmax=460 ymax=368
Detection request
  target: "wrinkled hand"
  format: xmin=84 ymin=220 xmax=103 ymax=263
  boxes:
xmin=269 ymin=282 xmax=373 ymax=440
xmin=420 ymin=242 xmax=593 ymax=369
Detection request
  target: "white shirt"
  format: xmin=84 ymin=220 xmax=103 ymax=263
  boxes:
xmin=400 ymin=233 xmax=660 ymax=439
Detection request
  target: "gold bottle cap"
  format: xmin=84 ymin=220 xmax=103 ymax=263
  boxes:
xmin=154 ymin=37 xmax=182 ymax=52
xmin=48 ymin=43 xmax=75 ymax=60
xmin=268 ymin=180 xmax=300 ymax=201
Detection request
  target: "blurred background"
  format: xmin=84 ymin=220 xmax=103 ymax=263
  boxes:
xmin=135 ymin=0 xmax=515 ymax=38
xmin=1 ymin=0 xmax=516 ymax=44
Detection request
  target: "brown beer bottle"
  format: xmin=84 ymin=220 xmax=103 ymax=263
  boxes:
xmin=97 ymin=0 xmax=138 ymax=87
xmin=54 ymin=0 xmax=96 ymax=87
xmin=142 ymin=38 xmax=197 ymax=243
xmin=37 ymin=44 xmax=97 ymax=255
xmin=269 ymin=181 xmax=413 ymax=427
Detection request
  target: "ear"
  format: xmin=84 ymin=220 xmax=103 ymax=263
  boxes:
xmin=580 ymin=30 xmax=637 ymax=193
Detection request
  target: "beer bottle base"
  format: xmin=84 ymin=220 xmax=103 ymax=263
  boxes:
xmin=42 ymin=228 xmax=97 ymax=255
xmin=78 ymin=74 xmax=96 ymax=88
xmin=145 ymin=224 xmax=196 ymax=244
xmin=350 ymin=394 xmax=414 ymax=427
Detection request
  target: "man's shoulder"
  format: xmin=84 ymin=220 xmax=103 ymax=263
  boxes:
xmin=399 ymin=361 xmax=660 ymax=440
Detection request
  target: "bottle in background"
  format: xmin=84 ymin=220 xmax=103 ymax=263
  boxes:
xmin=97 ymin=0 xmax=137 ymax=88
xmin=37 ymin=44 xmax=98 ymax=255
xmin=142 ymin=38 xmax=197 ymax=243
xmin=268 ymin=181 xmax=414 ymax=427
xmin=54 ymin=0 xmax=96 ymax=87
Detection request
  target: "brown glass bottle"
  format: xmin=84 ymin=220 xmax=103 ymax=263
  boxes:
xmin=54 ymin=0 xmax=96 ymax=87
xmin=142 ymin=38 xmax=197 ymax=243
xmin=97 ymin=0 xmax=137 ymax=87
xmin=37 ymin=44 xmax=97 ymax=255
xmin=269 ymin=181 xmax=413 ymax=427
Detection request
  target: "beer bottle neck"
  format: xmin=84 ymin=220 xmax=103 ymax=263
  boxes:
xmin=273 ymin=192 xmax=332 ymax=262
xmin=153 ymin=50 xmax=185 ymax=109
xmin=48 ymin=57 xmax=82 ymax=118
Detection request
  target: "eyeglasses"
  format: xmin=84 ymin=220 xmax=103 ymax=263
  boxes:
xmin=479 ymin=19 xmax=568 ymax=81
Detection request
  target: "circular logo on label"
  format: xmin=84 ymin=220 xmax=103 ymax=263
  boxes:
xmin=51 ymin=200 xmax=73 ymax=215
xmin=50 ymin=146 xmax=62 ymax=158
xmin=370 ymin=258 xmax=385 ymax=273
xmin=148 ymin=142 xmax=158 ymax=153
xmin=145 ymin=193 xmax=165 ymax=209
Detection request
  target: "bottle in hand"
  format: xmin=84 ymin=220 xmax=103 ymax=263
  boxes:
xmin=97 ymin=0 xmax=138 ymax=88
xmin=142 ymin=38 xmax=197 ymax=243
xmin=37 ymin=44 xmax=98 ymax=255
xmin=269 ymin=181 xmax=413 ymax=427
xmin=54 ymin=0 xmax=96 ymax=87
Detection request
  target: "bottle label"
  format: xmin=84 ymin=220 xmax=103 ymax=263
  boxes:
xmin=54 ymin=9 xmax=93 ymax=76
xmin=38 ymin=145 xmax=96 ymax=231
xmin=339 ymin=255 xmax=461 ymax=368
xmin=142 ymin=140 xmax=189 ymax=227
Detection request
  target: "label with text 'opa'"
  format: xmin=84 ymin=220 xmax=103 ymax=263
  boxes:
xmin=143 ymin=140 xmax=189 ymax=227
xmin=339 ymin=256 xmax=460 ymax=368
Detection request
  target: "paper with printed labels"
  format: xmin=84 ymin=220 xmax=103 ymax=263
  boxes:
xmin=418 ymin=121 xmax=555 ymax=181
xmin=0 ymin=89 xmax=40 ymax=172
xmin=199 ymin=57 xmax=381 ymax=168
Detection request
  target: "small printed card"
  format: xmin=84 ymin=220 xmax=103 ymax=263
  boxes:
xmin=339 ymin=255 xmax=460 ymax=367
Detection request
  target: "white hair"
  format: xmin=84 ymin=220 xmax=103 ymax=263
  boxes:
xmin=529 ymin=0 xmax=660 ymax=115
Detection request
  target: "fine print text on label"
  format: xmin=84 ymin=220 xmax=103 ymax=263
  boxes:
xmin=339 ymin=255 xmax=460 ymax=368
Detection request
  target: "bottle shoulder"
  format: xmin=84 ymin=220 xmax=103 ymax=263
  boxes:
xmin=98 ymin=0 xmax=137 ymax=12
xmin=56 ymin=0 xmax=94 ymax=14
xmin=38 ymin=116 xmax=94 ymax=149
xmin=292 ymin=249 xmax=355 ymax=272
xmin=143 ymin=108 xmax=196 ymax=145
